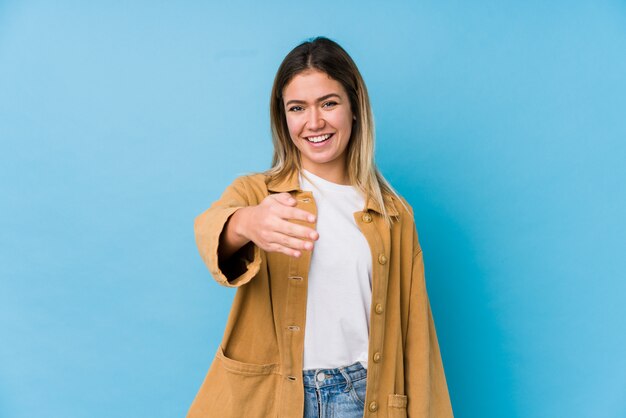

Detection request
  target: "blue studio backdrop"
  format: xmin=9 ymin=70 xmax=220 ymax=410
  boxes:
xmin=1 ymin=1 xmax=625 ymax=417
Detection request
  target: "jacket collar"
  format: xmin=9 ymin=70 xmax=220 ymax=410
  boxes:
xmin=266 ymin=169 xmax=399 ymax=217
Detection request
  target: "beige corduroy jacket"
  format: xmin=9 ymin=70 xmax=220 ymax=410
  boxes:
xmin=187 ymin=170 xmax=454 ymax=418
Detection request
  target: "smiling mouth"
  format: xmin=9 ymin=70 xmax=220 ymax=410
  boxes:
xmin=305 ymin=133 xmax=333 ymax=144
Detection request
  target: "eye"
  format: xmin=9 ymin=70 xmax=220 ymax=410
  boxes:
xmin=288 ymin=105 xmax=304 ymax=112
xmin=322 ymin=101 xmax=338 ymax=108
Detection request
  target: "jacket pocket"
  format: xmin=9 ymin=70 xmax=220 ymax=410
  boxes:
xmin=187 ymin=345 xmax=281 ymax=418
xmin=216 ymin=344 xmax=280 ymax=375
xmin=388 ymin=394 xmax=408 ymax=418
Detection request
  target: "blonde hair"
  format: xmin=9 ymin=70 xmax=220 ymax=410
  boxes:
xmin=267 ymin=36 xmax=406 ymax=227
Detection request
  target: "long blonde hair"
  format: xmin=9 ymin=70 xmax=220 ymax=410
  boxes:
xmin=267 ymin=36 xmax=406 ymax=227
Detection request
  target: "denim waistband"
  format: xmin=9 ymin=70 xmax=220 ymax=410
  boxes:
xmin=302 ymin=362 xmax=367 ymax=389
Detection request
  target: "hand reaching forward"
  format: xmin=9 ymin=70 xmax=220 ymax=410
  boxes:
xmin=220 ymin=192 xmax=319 ymax=259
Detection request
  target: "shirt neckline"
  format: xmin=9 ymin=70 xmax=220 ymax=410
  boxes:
xmin=300 ymin=169 xmax=357 ymax=193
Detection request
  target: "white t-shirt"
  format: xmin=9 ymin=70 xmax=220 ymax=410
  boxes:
xmin=299 ymin=169 xmax=373 ymax=370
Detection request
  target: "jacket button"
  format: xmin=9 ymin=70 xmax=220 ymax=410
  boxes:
xmin=362 ymin=212 xmax=372 ymax=223
xmin=375 ymin=303 xmax=384 ymax=314
xmin=378 ymin=254 xmax=387 ymax=265
xmin=373 ymin=352 xmax=382 ymax=363
xmin=368 ymin=401 xmax=378 ymax=412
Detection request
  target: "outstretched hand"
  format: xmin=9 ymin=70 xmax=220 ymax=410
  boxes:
xmin=239 ymin=192 xmax=319 ymax=258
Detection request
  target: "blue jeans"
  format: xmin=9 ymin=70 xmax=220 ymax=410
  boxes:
xmin=302 ymin=362 xmax=367 ymax=418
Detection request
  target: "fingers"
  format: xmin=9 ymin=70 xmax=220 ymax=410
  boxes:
xmin=269 ymin=193 xmax=316 ymax=224
xmin=277 ymin=218 xmax=319 ymax=241
xmin=272 ymin=192 xmax=297 ymax=206
xmin=274 ymin=231 xmax=314 ymax=252
xmin=268 ymin=232 xmax=313 ymax=258
xmin=269 ymin=243 xmax=302 ymax=258
xmin=278 ymin=205 xmax=316 ymax=224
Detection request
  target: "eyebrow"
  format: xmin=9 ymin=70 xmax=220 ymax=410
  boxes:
xmin=284 ymin=93 xmax=341 ymax=107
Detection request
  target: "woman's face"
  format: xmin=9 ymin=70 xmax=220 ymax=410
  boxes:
xmin=282 ymin=69 xmax=354 ymax=181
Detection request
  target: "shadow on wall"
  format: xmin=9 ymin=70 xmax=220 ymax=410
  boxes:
xmin=391 ymin=168 xmax=517 ymax=418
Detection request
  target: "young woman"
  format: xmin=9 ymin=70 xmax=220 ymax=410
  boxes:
xmin=188 ymin=37 xmax=453 ymax=418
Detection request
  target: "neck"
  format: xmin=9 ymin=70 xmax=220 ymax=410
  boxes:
xmin=302 ymin=161 xmax=349 ymax=185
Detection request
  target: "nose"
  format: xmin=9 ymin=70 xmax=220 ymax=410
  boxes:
xmin=306 ymin=107 xmax=325 ymax=131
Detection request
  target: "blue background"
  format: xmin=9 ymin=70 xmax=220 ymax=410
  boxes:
xmin=1 ymin=1 xmax=625 ymax=417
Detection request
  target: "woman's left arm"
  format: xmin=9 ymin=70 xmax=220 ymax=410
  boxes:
xmin=404 ymin=246 xmax=455 ymax=417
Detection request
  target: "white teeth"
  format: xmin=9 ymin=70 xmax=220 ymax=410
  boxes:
xmin=306 ymin=134 xmax=331 ymax=143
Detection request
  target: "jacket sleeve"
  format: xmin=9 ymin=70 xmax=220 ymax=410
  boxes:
xmin=405 ymin=247 xmax=454 ymax=417
xmin=193 ymin=176 xmax=262 ymax=288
